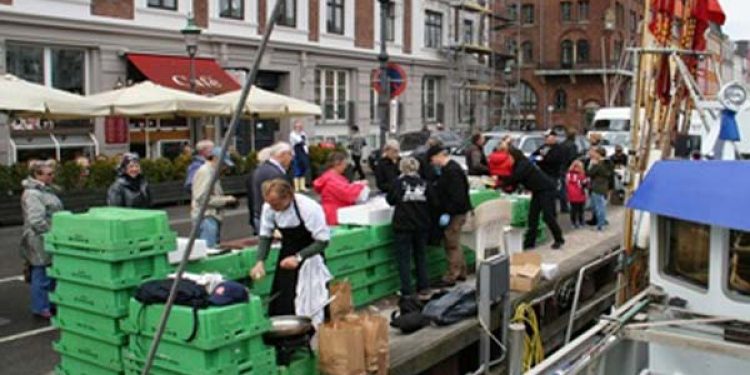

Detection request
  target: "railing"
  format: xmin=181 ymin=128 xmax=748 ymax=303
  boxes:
xmin=535 ymin=60 xmax=634 ymax=72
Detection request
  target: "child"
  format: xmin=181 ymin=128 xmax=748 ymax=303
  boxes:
xmin=488 ymin=137 xmax=514 ymax=191
xmin=586 ymin=147 xmax=613 ymax=231
xmin=566 ymin=160 xmax=587 ymax=228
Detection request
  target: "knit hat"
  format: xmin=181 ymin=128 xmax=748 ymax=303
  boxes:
xmin=118 ymin=153 xmax=140 ymax=173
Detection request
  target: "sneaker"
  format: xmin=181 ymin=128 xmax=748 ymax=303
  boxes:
xmin=551 ymin=241 xmax=564 ymax=250
xmin=417 ymin=290 xmax=434 ymax=302
xmin=33 ymin=310 xmax=52 ymax=320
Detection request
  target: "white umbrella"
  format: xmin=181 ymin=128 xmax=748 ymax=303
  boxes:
xmin=215 ymin=86 xmax=322 ymax=118
xmin=86 ymin=81 xmax=230 ymax=117
xmin=0 ymin=74 xmax=103 ymax=118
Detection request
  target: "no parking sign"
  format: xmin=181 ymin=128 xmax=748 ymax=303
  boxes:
xmin=371 ymin=63 xmax=408 ymax=98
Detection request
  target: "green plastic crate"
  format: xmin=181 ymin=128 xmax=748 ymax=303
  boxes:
xmin=46 ymin=239 xmax=174 ymax=262
xmin=470 ymin=189 xmax=501 ymax=208
xmin=352 ymin=277 xmax=401 ymax=307
xmin=250 ymin=272 xmax=274 ymax=297
xmin=47 ymin=208 xmax=175 ymax=253
xmin=54 ymin=330 xmax=123 ymax=372
xmin=50 ymin=280 xmax=133 ymax=318
xmin=49 ymin=253 xmax=170 ymax=289
xmin=278 ymin=353 xmax=319 ymax=375
xmin=53 ymin=305 xmax=126 ymax=344
xmin=122 ymin=296 xmax=270 ymax=350
xmin=126 ymin=335 xmax=275 ymax=375
xmin=124 ymin=350 xmax=277 ymax=375
xmin=56 ymin=354 xmax=123 ymax=375
xmin=326 ymin=245 xmax=396 ymax=275
xmin=183 ymin=251 xmax=250 ymax=280
xmin=327 ymin=226 xmax=371 ymax=258
xmin=333 ymin=259 xmax=396 ymax=287
xmin=240 ymin=247 xmax=280 ymax=271
xmin=365 ymin=224 xmax=394 ymax=247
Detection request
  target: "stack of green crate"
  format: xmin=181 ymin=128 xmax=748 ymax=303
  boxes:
xmin=121 ymin=296 xmax=277 ymax=375
xmin=277 ymin=353 xmax=319 ymax=375
xmin=46 ymin=208 xmax=176 ymax=375
xmin=503 ymin=194 xmax=548 ymax=244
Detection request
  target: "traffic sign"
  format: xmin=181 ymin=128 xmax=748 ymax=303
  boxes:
xmin=372 ymin=63 xmax=408 ymax=98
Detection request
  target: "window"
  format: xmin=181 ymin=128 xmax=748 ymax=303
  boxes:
xmin=629 ymin=10 xmax=638 ymax=33
xmin=370 ymin=88 xmax=378 ymax=121
xmin=219 ymin=0 xmax=243 ymax=19
xmin=425 ymin=11 xmax=443 ymax=48
xmin=327 ymin=0 xmax=344 ymax=34
xmin=561 ymin=2 xmax=572 ymax=22
xmin=508 ymin=4 xmax=517 ymax=21
xmin=463 ymin=19 xmax=473 ymax=44
xmin=554 ymin=89 xmax=567 ymax=110
xmin=422 ymin=76 xmax=440 ymax=121
xmin=148 ymin=0 xmax=177 ymax=10
xmin=385 ymin=2 xmax=396 ymax=42
xmin=315 ymin=69 xmax=349 ymax=121
xmin=616 ymin=2 xmax=625 ymax=27
xmin=521 ymin=41 xmax=533 ymax=64
xmin=729 ymin=230 xmax=750 ymax=296
xmin=561 ymin=40 xmax=574 ymax=67
xmin=576 ymin=39 xmax=590 ymax=63
xmin=6 ymin=44 xmax=86 ymax=94
xmin=278 ymin=0 xmax=296 ymax=27
xmin=662 ymin=218 xmax=710 ymax=289
xmin=519 ymin=81 xmax=537 ymax=112
xmin=578 ymin=0 xmax=589 ymax=21
xmin=521 ymin=4 xmax=534 ymax=24
xmin=613 ymin=40 xmax=623 ymax=62
xmin=507 ymin=39 xmax=517 ymax=54
xmin=459 ymin=87 xmax=475 ymax=123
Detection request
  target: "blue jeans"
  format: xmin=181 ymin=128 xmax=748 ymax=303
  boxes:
xmin=198 ymin=217 xmax=221 ymax=248
xmin=393 ymin=231 xmax=430 ymax=296
xmin=591 ymin=193 xmax=608 ymax=230
xmin=31 ymin=266 xmax=54 ymax=314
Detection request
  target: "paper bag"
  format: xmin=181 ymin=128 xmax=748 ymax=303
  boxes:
xmin=319 ymin=321 xmax=366 ymax=375
xmin=329 ymin=281 xmax=353 ymax=321
xmin=343 ymin=313 xmax=389 ymax=373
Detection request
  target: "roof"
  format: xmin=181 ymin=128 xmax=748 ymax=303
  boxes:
xmin=627 ymin=161 xmax=750 ymax=231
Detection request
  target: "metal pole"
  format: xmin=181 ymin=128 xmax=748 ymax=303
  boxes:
xmin=507 ymin=323 xmax=525 ymax=375
xmin=377 ymin=0 xmax=391 ymax=148
xmin=189 ymin=51 xmax=197 ymax=145
xmin=139 ymin=1 xmax=284 ymax=373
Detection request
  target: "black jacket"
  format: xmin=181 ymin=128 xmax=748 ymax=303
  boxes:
xmin=532 ymin=143 xmax=566 ymax=179
xmin=436 ymin=160 xmax=471 ymax=215
xmin=107 ymin=174 xmax=151 ymax=208
xmin=249 ymin=161 xmax=291 ymax=222
xmin=465 ymin=144 xmax=489 ymax=176
xmin=375 ymin=157 xmax=399 ymax=194
xmin=386 ymin=174 xmax=432 ymax=232
xmin=501 ymin=157 xmax=556 ymax=193
xmin=559 ymin=139 xmax=579 ymax=169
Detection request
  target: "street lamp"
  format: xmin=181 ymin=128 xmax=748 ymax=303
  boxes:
xmin=181 ymin=13 xmax=202 ymax=145
xmin=546 ymin=104 xmax=554 ymax=129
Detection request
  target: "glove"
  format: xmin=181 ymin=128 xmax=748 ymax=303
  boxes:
xmin=439 ymin=214 xmax=451 ymax=227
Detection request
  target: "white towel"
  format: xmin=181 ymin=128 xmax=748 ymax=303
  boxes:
xmin=295 ymin=255 xmax=332 ymax=326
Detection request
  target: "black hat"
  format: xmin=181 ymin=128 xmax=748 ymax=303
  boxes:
xmin=426 ymin=145 xmax=446 ymax=160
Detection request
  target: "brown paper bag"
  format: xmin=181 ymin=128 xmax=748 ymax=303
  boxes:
xmin=329 ymin=281 xmax=353 ymax=321
xmin=318 ymin=321 xmax=366 ymax=375
xmin=344 ymin=313 xmax=389 ymax=373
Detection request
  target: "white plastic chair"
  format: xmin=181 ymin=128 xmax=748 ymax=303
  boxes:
xmin=461 ymin=199 xmax=512 ymax=268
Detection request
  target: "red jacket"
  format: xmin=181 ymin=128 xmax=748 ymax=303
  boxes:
xmin=488 ymin=151 xmax=513 ymax=178
xmin=566 ymin=170 xmax=588 ymax=204
xmin=313 ymin=170 xmax=365 ymax=225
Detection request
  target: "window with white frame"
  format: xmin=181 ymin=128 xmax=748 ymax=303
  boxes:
xmin=315 ymin=68 xmax=349 ymax=121
xmin=459 ymin=87 xmax=474 ymax=123
xmin=424 ymin=11 xmax=443 ymax=48
xmin=6 ymin=44 xmax=86 ymax=94
xmin=463 ymin=19 xmax=473 ymax=44
xmin=148 ymin=0 xmax=177 ymax=10
xmin=278 ymin=0 xmax=296 ymax=27
xmin=220 ymin=0 xmax=243 ymax=19
xmin=327 ymin=0 xmax=345 ymax=34
xmin=386 ymin=2 xmax=396 ymax=42
xmin=422 ymin=76 xmax=440 ymax=121
xmin=662 ymin=218 xmax=710 ymax=289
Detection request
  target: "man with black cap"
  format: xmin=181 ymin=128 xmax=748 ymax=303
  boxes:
xmin=427 ymin=145 xmax=471 ymax=287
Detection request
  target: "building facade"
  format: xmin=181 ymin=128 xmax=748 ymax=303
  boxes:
xmin=0 ymin=0 xmax=495 ymax=164
xmin=494 ymin=0 xmax=644 ymax=131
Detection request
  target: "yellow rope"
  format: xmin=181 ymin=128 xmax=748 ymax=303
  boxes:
xmin=512 ymin=303 xmax=544 ymax=372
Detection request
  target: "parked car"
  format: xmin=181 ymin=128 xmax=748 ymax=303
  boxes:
xmin=368 ymin=130 xmax=463 ymax=170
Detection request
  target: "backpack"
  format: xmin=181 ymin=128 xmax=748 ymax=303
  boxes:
xmin=422 ymin=285 xmax=477 ymax=326
xmin=390 ymin=310 xmax=430 ymax=334
xmin=134 ymin=279 xmax=210 ymax=342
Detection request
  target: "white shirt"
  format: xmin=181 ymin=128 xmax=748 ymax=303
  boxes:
xmin=289 ymin=130 xmax=309 ymax=153
xmin=260 ymin=193 xmax=330 ymax=241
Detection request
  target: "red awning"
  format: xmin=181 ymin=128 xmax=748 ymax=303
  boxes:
xmin=126 ymin=53 xmax=241 ymax=96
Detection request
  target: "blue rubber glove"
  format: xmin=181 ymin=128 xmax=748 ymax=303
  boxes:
xmin=439 ymin=214 xmax=451 ymax=227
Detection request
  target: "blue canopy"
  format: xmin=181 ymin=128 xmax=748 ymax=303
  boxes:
xmin=627 ymin=161 xmax=750 ymax=231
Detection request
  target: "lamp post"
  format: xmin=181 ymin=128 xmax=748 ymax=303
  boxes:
xmin=377 ymin=0 xmax=391 ymax=148
xmin=182 ymin=13 xmax=202 ymax=144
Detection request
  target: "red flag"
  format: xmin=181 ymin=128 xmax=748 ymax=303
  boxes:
xmin=648 ymin=0 xmax=676 ymax=45
xmin=692 ymin=0 xmax=726 ymax=51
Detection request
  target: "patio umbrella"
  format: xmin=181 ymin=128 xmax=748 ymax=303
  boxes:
xmin=0 ymin=74 xmax=104 ymax=118
xmin=86 ymin=81 xmax=230 ymax=117
xmin=214 ymin=86 xmax=321 ymax=118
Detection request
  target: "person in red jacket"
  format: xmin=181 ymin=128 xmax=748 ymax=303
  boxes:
xmin=565 ymin=160 xmax=588 ymax=228
xmin=488 ymin=138 xmax=514 ymax=190
xmin=312 ymin=151 xmax=369 ymax=225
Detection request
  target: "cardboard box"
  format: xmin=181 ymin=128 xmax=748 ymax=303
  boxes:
xmin=510 ymin=252 xmax=542 ymax=292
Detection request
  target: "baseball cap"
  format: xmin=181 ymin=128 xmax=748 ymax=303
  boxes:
xmin=211 ymin=147 xmax=235 ymax=167
xmin=208 ymin=281 xmax=249 ymax=306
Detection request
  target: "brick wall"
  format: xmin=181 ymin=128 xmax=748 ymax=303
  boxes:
xmin=193 ymin=0 xmax=208 ymax=28
xmin=90 ymin=0 xmax=134 ymax=19
xmin=354 ymin=0 xmax=374 ymax=49
xmin=258 ymin=0 xmax=267 ymax=34
xmin=403 ymin=0 xmax=411 ymax=53
xmin=0 ymin=0 xmax=12 ymax=5
xmin=309 ymin=0 xmax=319 ymax=41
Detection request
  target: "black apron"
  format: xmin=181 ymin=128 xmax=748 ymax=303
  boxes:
xmin=269 ymin=199 xmax=315 ymax=316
